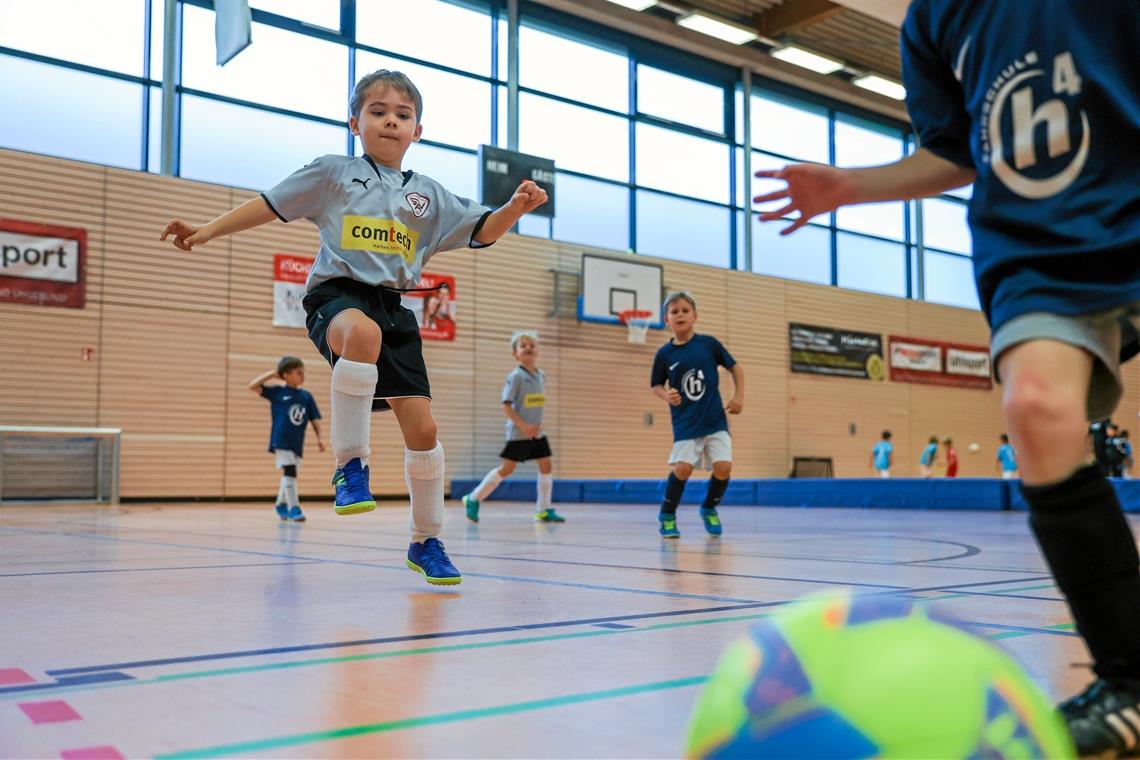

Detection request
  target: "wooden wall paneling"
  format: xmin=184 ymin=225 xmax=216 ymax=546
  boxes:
xmin=98 ymin=304 xmax=227 ymax=497
xmin=784 ymin=282 xmax=911 ymax=476
xmin=725 ymin=271 xmax=789 ymax=477
xmin=102 ymin=169 xmax=231 ymax=314
xmin=0 ymin=151 xmax=106 ymax=427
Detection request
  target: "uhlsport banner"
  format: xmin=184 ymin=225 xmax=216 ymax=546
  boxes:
xmin=0 ymin=219 xmax=86 ymax=308
xmin=888 ymin=335 xmax=993 ymax=389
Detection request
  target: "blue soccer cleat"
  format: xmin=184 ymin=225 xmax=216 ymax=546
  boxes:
xmin=699 ymin=507 xmax=723 ymax=536
xmin=331 ymin=458 xmax=376 ymax=515
xmin=406 ymin=538 xmax=462 ymax=585
xmin=462 ymin=494 xmax=480 ymax=523
xmin=288 ymin=506 xmax=306 ymax=523
xmin=659 ymin=514 xmax=680 ymax=538
xmin=275 ymin=503 xmax=289 ymax=521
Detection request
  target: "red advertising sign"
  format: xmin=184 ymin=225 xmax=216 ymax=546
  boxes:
xmin=403 ymin=271 xmax=456 ymax=341
xmin=272 ymin=253 xmax=313 ymax=328
xmin=0 ymin=219 xmax=86 ymax=308
xmin=888 ymin=335 xmax=992 ymax=390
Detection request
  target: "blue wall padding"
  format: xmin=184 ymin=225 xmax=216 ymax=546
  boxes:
xmin=1008 ymin=478 xmax=1140 ymax=513
xmin=453 ymin=477 xmax=1018 ymax=510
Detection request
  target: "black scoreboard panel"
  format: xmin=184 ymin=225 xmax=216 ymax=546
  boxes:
xmin=478 ymin=145 xmax=556 ymax=219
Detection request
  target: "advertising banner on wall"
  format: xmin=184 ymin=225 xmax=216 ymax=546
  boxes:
xmin=403 ymin=271 xmax=456 ymax=341
xmin=0 ymin=219 xmax=86 ymax=308
xmin=888 ymin=335 xmax=993 ymax=389
xmin=789 ymin=323 xmax=885 ymax=381
xmin=272 ymin=254 xmax=312 ymax=328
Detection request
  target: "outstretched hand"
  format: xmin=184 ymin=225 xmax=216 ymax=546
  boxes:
xmin=160 ymin=219 xmax=209 ymax=251
xmin=753 ymin=164 xmax=857 ymax=235
xmin=509 ymin=180 xmax=548 ymax=214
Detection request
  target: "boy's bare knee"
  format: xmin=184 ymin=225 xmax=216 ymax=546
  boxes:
xmin=712 ymin=462 xmax=732 ymax=479
xmin=499 ymin=460 xmax=517 ymax=476
xmin=673 ymin=462 xmax=694 ymax=480
xmin=1003 ymin=372 xmax=1086 ymax=443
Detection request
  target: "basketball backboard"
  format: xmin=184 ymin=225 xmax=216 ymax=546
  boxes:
xmin=577 ymin=253 xmax=664 ymax=328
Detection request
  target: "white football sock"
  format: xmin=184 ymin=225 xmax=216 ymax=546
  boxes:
xmin=282 ymin=476 xmax=300 ymax=508
xmin=406 ymin=442 xmax=445 ymax=543
xmin=537 ymin=472 xmax=553 ymax=511
xmin=472 ymin=467 xmax=504 ymax=501
xmin=331 ymin=359 xmax=377 ymax=467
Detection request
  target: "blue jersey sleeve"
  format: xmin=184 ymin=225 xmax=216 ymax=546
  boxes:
xmin=260 ymin=385 xmax=283 ymax=402
xmin=899 ymin=1 xmax=974 ymax=169
xmin=305 ymin=392 xmax=321 ymax=421
xmin=711 ymin=337 xmax=736 ymax=369
xmin=650 ymin=348 xmax=667 ymax=387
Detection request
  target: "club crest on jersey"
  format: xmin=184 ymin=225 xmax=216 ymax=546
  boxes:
xmin=405 ymin=192 xmax=431 ymax=218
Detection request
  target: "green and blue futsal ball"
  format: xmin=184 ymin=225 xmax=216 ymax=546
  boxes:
xmin=685 ymin=590 xmax=1074 ymax=758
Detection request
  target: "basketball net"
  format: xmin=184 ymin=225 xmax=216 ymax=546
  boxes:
xmin=619 ymin=310 xmax=653 ymax=344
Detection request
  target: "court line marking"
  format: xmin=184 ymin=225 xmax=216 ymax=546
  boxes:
xmin=0 ymin=561 xmax=321 ymax=578
xmin=154 ymin=675 xmax=710 ymax=759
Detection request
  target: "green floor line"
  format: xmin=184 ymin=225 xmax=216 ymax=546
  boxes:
xmin=156 ymin=675 xmax=709 ymax=759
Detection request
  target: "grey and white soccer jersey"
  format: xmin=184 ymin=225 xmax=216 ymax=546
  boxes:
xmin=262 ymin=154 xmax=492 ymax=291
xmin=502 ymin=366 xmax=545 ymax=441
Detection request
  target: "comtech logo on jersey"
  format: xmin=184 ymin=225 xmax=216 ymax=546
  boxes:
xmin=341 ymin=216 xmax=420 ymax=263
xmin=983 ymin=50 xmax=1089 ymax=199
xmin=523 ymin=393 xmax=545 ymax=408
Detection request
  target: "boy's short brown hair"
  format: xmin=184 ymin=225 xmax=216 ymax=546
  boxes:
xmin=350 ymin=69 xmax=423 ymax=121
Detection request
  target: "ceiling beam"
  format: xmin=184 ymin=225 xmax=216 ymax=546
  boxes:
xmin=754 ymin=0 xmax=843 ymax=37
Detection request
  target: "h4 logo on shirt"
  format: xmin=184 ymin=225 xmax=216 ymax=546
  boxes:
xmin=985 ymin=50 xmax=1089 ymax=199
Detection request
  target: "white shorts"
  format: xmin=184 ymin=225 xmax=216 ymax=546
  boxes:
xmin=877 ymin=469 xmax=891 ymax=479
xmin=669 ymin=430 xmax=732 ymax=470
xmin=274 ymin=449 xmax=300 ymax=469
xmin=919 ymin=464 xmax=933 ymax=478
xmin=1001 ymin=470 xmax=1018 ymax=480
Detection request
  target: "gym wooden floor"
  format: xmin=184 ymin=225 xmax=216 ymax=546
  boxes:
xmin=0 ymin=501 xmax=1105 ymax=758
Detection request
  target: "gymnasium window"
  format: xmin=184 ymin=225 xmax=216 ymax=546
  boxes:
xmin=0 ymin=54 xmax=143 ymax=170
xmin=181 ymin=4 xmax=346 ymax=121
xmin=636 ymin=191 xmax=731 ymax=268
xmin=518 ymin=92 xmax=629 ymax=183
xmin=251 ymin=0 xmax=341 ymax=31
xmin=179 ymin=95 xmax=345 ymax=190
xmin=753 ymin=221 xmax=832 ymax=286
xmin=636 ymin=64 xmax=725 ymax=135
xmin=749 ymin=92 xmax=829 ymax=164
xmin=148 ymin=87 xmax=162 ymax=174
xmin=519 ymin=24 xmax=628 ymax=113
xmin=921 ymin=197 xmax=971 ymax=256
xmin=355 ymin=51 xmax=492 ymax=151
xmin=834 ymin=114 xmax=906 ymax=241
xmin=635 ymin=123 xmax=730 ymax=205
xmin=924 ymin=250 xmax=980 ymax=310
xmin=519 ymin=173 xmax=630 ymax=252
xmin=0 ymin=0 xmax=145 ymax=76
xmin=403 ymin=143 xmax=480 ymax=201
xmin=836 ymin=232 xmax=908 ymax=298
xmin=356 ymin=0 xmax=493 ymax=77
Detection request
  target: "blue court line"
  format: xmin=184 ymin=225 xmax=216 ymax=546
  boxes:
xmin=43 ymin=574 xmax=1060 ymax=678
xmin=45 ymin=600 xmax=792 ymax=676
xmin=0 ymin=560 xmax=320 ymax=578
xmin=0 ymin=671 xmax=135 ymax=695
xmin=0 ymin=526 xmax=763 ymax=605
xmin=36 ymin=517 xmax=998 ymax=570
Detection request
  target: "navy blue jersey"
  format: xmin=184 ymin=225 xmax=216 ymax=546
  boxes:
xmin=901 ymin=0 xmax=1140 ymax=331
xmin=262 ymin=385 xmax=321 ymax=456
xmin=650 ymin=334 xmax=736 ymax=442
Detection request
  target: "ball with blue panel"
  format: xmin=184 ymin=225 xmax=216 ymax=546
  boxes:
xmin=685 ymin=590 xmax=1074 ymax=758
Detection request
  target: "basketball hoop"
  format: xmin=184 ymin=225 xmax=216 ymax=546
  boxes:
xmin=619 ymin=309 xmax=654 ymax=344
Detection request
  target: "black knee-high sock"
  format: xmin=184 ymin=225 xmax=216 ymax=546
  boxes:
xmin=1023 ymin=465 xmax=1140 ymax=680
xmin=703 ymin=477 xmax=729 ymax=510
xmin=660 ymin=473 xmax=687 ymax=517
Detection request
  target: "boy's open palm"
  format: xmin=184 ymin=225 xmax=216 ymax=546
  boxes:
xmin=509 ymin=180 xmax=548 ymax=214
xmin=160 ymin=219 xmax=209 ymax=252
xmin=754 ymin=164 xmax=856 ymax=235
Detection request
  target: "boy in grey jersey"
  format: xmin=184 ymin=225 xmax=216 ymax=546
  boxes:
xmin=462 ymin=332 xmax=564 ymax=523
xmin=161 ymin=70 xmax=548 ymax=586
